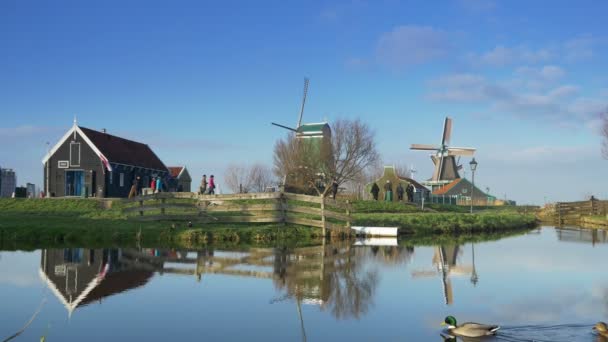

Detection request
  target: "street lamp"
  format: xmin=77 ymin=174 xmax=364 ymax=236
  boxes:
xmin=45 ymin=141 xmax=50 ymax=198
xmin=469 ymin=158 xmax=478 ymax=214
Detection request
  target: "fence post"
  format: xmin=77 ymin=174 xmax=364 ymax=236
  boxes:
xmin=280 ymin=192 xmax=286 ymax=225
xmin=321 ymin=196 xmax=326 ymax=237
xmin=345 ymin=200 xmax=351 ymax=229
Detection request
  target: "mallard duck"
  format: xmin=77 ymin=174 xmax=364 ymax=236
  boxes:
xmin=441 ymin=315 xmax=500 ymax=338
xmin=594 ymin=322 xmax=608 ymax=337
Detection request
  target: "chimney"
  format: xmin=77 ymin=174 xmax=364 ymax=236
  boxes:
xmin=102 ymin=128 xmax=107 ymax=134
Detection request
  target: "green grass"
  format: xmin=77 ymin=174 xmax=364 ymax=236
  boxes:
xmin=353 ymin=212 xmax=537 ymax=234
xmin=0 ymin=198 xmax=538 ymax=250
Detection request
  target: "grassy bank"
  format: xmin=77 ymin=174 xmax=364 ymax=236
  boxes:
xmin=0 ymin=198 xmax=537 ymax=249
xmin=353 ymin=212 xmax=537 ymax=234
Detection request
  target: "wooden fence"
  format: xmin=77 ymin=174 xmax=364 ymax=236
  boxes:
xmin=553 ymin=199 xmax=608 ymax=224
xmin=123 ymin=192 xmax=351 ymax=235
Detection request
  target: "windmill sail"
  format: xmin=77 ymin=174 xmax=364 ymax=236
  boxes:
xmin=410 ymin=116 xmax=476 ymax=183
xmin=297 ymin=78 xmax=309 ymax=129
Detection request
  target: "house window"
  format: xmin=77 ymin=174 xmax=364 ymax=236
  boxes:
xmin=70 ymin=142 xmax=81 ymax=167
xmin=119 ymin=173 xmax=124 ymax=187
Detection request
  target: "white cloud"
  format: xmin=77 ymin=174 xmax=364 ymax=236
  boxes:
xmin=427 ymin=65 xmax=606 ymax=126
xmin=564 ymin=35 xmax=595 ymax=62
xmin=375 ymin=25 xmax=450 ymax=68
xmin=469 ymin=46 xmax=553 ymax=67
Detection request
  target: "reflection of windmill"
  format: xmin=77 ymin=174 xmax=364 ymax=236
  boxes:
xmin=411 ymin=246 xmax=473 ymax=305
xmin=410 ymin=117 xmax=476 ymax=190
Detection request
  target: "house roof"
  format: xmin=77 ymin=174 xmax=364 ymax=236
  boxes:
xmin=168 ymin=166 xmax=184 ymax=178
xmin=432 ymin=178 xmax=462 ymax=195
xmin=399 ymin=177 xmax=428 ymax=191
xmin=79 ymin=127 xmax=167 ymax=171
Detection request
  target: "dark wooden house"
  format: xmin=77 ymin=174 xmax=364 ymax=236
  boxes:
xmin=42 ymin=122 xmax=169 ymax=197
xmin=168 ymin=166 xmax=192 ymax=192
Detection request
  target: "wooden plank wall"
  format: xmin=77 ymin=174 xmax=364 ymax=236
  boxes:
xmin=123 ymin=192 xmax=352 ymax=233
xmin=554 ymin=199 xmax=608 ymax=224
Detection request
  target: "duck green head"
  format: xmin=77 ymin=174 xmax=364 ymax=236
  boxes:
xmin=442 ymin=316 xmax=457 ymax=328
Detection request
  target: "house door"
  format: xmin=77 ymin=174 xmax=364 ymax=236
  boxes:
xmin=65 ymin=170 xmax=85 ymax=196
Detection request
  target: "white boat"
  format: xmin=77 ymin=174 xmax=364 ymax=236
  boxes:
xmin=350 ymin=226 xmax=398 ymax=237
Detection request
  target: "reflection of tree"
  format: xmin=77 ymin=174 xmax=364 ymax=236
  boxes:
xmin=368 ymin=246 xmax=414 ymax=265
xmin=272 ymin=242 xmax=380 ymax=320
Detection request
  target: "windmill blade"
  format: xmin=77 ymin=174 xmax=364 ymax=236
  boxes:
xmin=272 ymin=122 xmax=297 ymax=132
xmin=448 ymin=147 xmax=476 ymax=151
xmin=296 ymin=78 xmax=309 ymax=128
xmin=448 ymin=150 xmax=475 ymax=156
xmin=410 ymin=144 xmax=439 ymax=150
xmin=441 ymin=117 xmax=452 ymax=146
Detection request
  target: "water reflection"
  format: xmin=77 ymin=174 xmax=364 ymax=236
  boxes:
xmin=556 ymin=227 xmax=608 ymax=245
xmin=411 ymin=245 xmax=475 ymax=305
xmin=40 ymin=249 xmax=157 ymax=316
xmin=39 ymin=244 xmax=418 ymax=320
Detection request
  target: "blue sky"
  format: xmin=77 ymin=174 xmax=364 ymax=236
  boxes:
xmin=1 ymin=0 xmax=607 ymax=204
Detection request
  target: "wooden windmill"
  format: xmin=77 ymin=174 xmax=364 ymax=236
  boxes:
xmin=410 ymin=117 xmax=475 ymax=188
xmin=272 ymin=78 xmax=331 ymax=140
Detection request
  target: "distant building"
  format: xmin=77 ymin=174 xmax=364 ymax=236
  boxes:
xmin=26 ymin=183 xmax=36 ymax=198
xmin=42 ymin=121 xmax=169 ymax=198
xmin=168 ymin=166 xmax=192 ymax=192
xmin=0 ymin=167 xmax=17 ymax=198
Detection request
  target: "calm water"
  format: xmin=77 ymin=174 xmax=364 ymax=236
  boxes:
xmin=1 ymin=226 xmax=608 ymax=342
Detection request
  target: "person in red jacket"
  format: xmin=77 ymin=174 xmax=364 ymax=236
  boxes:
xmin=208 ymin=175 xmax=216 ymax=194
xmin=150 ymin=177 xmax=156 ymax=192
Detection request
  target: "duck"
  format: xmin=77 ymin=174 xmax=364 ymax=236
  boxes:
xmin=594 ymin=322 xmax=608 ymax=337
xmin=441 ymin=315 xmax=500 ymax=338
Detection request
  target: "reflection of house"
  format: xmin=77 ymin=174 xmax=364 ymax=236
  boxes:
xmin=42 ymin=121 xmax=169 ymax=198
xmin=366 ymin=166 xmax=429 ymax=202
xmin=168 ymin=166 xmax=192 ymax=192
xmin=411 ymin=245 xmax=473 ymax=305
xmin=39 ymin=249 xmax=154 ymax=315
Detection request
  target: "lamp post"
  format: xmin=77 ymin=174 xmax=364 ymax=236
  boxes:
xmin=469 ymin=158 xmax=478 ymax=214
xmin=45 ymin=142 xmax=50 ymax=198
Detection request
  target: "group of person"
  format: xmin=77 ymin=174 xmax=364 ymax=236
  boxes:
xmin=370 ymin=180 xmax=415 ymax=202
xmin=199 ymin=174 xmax=216 ymax=195
xmin=128 ymin=175 xmax=166 ymax=199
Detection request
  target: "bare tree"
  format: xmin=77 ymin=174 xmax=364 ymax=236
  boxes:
xmin=248 ymin=163 xmax=274 ymax=193
xmin=225 ymin=163 xmax=274 ymax=193
xmin=224 ymin=164 xmax=249 ymax=193
xmin=273 ymin=118 xmax=379 ymax=196
xmin=394 ymin=163 xmax=412 ymax=179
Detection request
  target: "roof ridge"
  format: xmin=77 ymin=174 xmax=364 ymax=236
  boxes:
xmin=79 ymin=126 xmax=148 ymax=146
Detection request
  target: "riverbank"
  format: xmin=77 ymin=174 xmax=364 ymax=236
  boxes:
xmin=0 ymin=198 xmax=537 ymax=249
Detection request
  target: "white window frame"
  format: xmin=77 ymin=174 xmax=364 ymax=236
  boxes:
xmin=70 ymin=142 xmax=81 ymax=167
xmin=119 ymin=173 xmax=124 ymax=187
xmin=58 ymin=160 xmax=69 ymax=168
